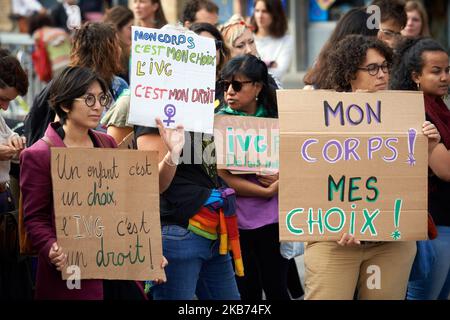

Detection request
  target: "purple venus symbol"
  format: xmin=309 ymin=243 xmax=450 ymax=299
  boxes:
xmin=163 ymin=104 xmax=176 ymax=126
xmin=406 ymin=128 xmax=417 ymax=166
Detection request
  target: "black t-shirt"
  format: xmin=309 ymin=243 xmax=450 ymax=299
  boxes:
xmin=134 ymin=126 xmax=219 ymax=227
xmin=428 ymin=174 xmax=450 ymax=227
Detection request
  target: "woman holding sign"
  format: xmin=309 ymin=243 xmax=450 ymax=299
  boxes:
xmin=20 ymin=66 xmax=166 ymax=300
xmin=390 ymin=37 xmax=450 ymax=300
xmin=216 ymin=54 xmax=290 ymax=300
xmin=302 ymin=35 xmax=440 ymax=300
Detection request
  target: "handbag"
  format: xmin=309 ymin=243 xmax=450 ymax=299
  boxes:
xmin=18 ymin=192 xmax=37 ymax=256
xmin=427 ymin=213 xmax=438 ymax=240
xmin=280 ymin=241 xmax=304 ymax=260
xmin=31 ymin=30 xmax=52 ymax=82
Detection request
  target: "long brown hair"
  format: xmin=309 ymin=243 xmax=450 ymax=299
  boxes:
xmin=70 ymin=22 xmax=123 ymax=86
xmin=103 ymin=6 xmax=134 ymax=75
xmin=250 ymin=0 xmax=287 ymax=38
xmin=405 ymin=0 xmax=430 ymax=36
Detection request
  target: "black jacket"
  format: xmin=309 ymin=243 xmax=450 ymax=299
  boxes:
xmin=23 ymin=82 xmax=55 ymax=147
xmin=50 ymin=3 xmax=69 ymax=32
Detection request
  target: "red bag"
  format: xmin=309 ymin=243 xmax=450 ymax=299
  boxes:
xmin=31 ymin=30 xmax=52 ymax=82
xmin=428 ymin=213 xmax=438 ymax=240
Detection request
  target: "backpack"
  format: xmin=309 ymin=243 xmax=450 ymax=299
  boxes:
xmin=31 ymin=30 xmax=52 ymax=83
xmin=18 ymin=192 xmax=36 ymax=256
xmin=23 ymin=83 xmax=54 ymax=147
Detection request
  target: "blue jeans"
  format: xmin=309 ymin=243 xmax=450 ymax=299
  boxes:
xmin=407 ymin=226 xmax=450 ymax=300
xmin=152 ymin=225 xmax=241 ymax=300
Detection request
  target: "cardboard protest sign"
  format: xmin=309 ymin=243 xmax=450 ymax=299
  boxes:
xmin=277 ymin=90 xmax=428 ymax=241
xmin=128 ymin=26 xmax=216 ymax=134
xmin=214 ymin=114 xmax=279 ymax=174
xmin=51 ymin=148 xmax=163 ymax=281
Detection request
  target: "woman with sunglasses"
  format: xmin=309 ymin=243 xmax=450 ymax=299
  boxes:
xmin=219 ymin=15 xmax=303 ymax=298
xmin=303 ymin=35 xmax=439 ymax=300
xmin=20 ymin=66 xmax=166 ymax=300
xmin=390 ymin=37 xmax=450 ymax=300
xmin=216 ymin=54 xmax=289 ymax=300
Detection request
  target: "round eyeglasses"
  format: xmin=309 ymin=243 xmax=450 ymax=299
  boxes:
xmin=358 ymin=62 xmax=390 ymax=76
xmin=74 ymin=93 xmax=111 ymax=108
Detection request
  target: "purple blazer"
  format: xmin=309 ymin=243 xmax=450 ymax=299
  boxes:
xmin=20 ymin=123 xmax=120 ymax=300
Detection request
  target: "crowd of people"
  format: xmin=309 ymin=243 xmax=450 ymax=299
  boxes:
xmin=0 ymin=0 xmax=449 ymax=301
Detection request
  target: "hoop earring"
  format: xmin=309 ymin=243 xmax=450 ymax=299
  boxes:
xmin=416 ymin=82 xmax=420 ymax=90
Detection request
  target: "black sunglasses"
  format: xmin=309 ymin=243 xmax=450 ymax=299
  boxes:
xmin=221 ymin=80 xmax=254 ymax=92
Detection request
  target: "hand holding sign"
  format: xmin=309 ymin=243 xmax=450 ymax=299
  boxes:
xmin=257 ymin=173 xmax=279 ymax=187
xmin=337 ymin=233 xmax=361 ymax=246
xmin=49 ymin=242 xmax=68 ymax=272
xmin=156 ymin=118 xmax=185 ymax=164
xmin=422 ymin=121 xmax=441 ymax=152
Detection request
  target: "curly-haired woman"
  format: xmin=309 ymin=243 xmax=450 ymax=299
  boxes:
xmin=390 ymin=37 xmax=450 ymax=300
xmin=303 ymin=35 xmax=440 ymax=300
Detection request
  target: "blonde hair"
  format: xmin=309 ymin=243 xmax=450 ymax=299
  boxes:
xmin=219 ymin=14 xmax=253 ymax=52
xmin=405 ymin=0 xmax=430 ymax=36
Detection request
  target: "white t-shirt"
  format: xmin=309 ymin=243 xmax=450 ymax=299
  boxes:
xmin=12 ymin=0 xmax=42 ymax=17
xmin=63 ymin=3 xmax=81 ymax=30
xmin=0 ymin=114 xmax=18 ymax=183
xmin=255 ymin=33 xmax=294 ymax=82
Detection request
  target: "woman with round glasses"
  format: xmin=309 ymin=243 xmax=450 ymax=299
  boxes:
xmin=302 ymin=35 xmax=440 ymax=300
xmin=25 ymin=22 xmax=129 ymax=147
xmin=216 ymin=55 xmax=289 ymax=300
xmin=20 ymin=66 xmax=166 ymax=300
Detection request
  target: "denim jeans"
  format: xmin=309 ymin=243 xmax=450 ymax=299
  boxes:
xmin=152 ymin=225 xmax=241 ymax=300
xmin=407 ymin=226 xmax=450 ymax=300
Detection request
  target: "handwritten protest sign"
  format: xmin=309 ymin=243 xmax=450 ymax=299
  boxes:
xmin=51 ymin=148 xmax=164 ymax=281
xmin=214 ymin=115 xmax=279 ymax=174
xmin=278 ymin=90 xmax=428 ymax=241
xmin=128 ymin=26 xmax=216 ymax=134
